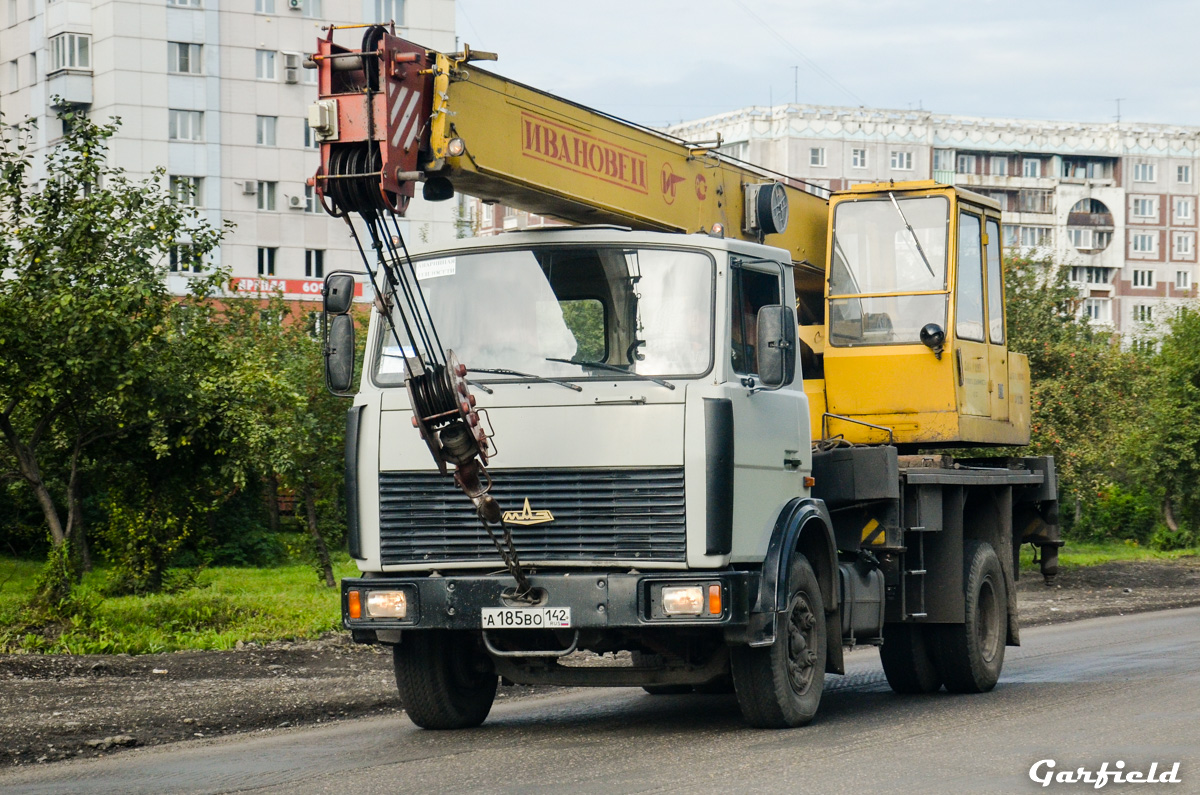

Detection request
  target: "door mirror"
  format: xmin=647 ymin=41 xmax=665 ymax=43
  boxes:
xmin=323 ymin=273 xmax=356 ymax=316
xmin=756 ymin=304 xmax=796 ymax=387
xmin=920 ymin=322 xmax=946 ymax=360
xmin=325 ymin=314 xmax=356 ymax=394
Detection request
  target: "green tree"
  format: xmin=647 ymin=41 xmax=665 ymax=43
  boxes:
xmin=0 ymin=110 xmax=227 ymax=593
xmin=1003 ymin=256 xmax=1150 ymax=525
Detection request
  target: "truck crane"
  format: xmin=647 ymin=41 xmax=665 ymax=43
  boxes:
xmin=307 ymin=24 xmax=1062 ymax=730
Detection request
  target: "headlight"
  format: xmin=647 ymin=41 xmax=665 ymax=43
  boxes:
xmin=366 ymin=590 xmax=408 ymax=618
xmin=661 ymin=586 xmax=704 ymax=616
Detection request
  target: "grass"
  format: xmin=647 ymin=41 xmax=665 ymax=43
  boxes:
xmin=0 ymin=555 xmax=358 ymax=655
xmin=1019 ymin=539 xmax=1200 ymax=571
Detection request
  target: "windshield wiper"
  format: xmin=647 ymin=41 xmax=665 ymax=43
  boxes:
xmin=468 ymin=367 xmax=582 ymax=392
xmin=545 ymin=358 xmax=675 ymax=390
xmin=888 ymin=191 xmax=937 ymax=279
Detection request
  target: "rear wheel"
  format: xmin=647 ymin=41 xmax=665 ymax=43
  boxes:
xmin=931 ymin=540 xmax=1006 ymax=693
xmin=393 ymin=631 xmax=497 ymax=729
xmin=879 ymin=623 xmax=942 ymax=694
xmin=731 ymin=554 xmax=826 ymax=728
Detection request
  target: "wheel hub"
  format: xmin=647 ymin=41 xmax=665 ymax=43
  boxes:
xmin=786 ymin=593 xmax=817 ymax=694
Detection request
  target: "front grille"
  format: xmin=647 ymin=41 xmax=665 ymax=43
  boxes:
xmin=378 ymin=467 xmax=686 ymax=565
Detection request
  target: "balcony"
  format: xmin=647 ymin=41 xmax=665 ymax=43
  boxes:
xmin=1067 ymin=212 xmax=1114 ymax=228
xmin=47 ymin=71 xmax=92 ymax=107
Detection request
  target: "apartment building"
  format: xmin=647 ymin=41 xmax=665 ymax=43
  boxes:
xmin=666 ymin=105 xmax=1200 ymax=338
xmin=0 ymin=0 xmax=457 ymax=301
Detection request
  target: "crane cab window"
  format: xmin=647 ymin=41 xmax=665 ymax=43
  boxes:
xmin=828 ymin=195 xmax=950 ymax=346
xmin=956 ymin=211 xmax=985 ymax=342
xmin=731 ymin=263 xmax=781 ymax=375
xmin=986 ymin=217 xmax=1005 ymax=344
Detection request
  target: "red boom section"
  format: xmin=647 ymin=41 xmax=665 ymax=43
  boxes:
xmin=311 ymin=26 xmax=434 ymax=216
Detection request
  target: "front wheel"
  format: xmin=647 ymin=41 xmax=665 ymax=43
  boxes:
xmin=393 ymin=631 xmax=497 ymax=729
xmin=731 ymin=554 xmax=826 ymax=728
xmin=931 ymin=540 xmax=1007 ymax=693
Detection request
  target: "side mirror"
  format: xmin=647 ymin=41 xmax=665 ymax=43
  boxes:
xmin=322 ymin=272 xmax=358 ymax=396
xmin=323 ymin=273 xmax=356 ymax=316
xmin=920 ymin=322 xmax=946 ymax=360
xmin=325 ymin=314 xmax=356 ymax=394
xmin=756 ymin=304 xmax=797 ymax=388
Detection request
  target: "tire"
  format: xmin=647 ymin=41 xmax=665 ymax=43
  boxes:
xmin=931 ymin=540 xmax=1007 ymax=694
xmin=641 ymin=685 xmax=694 ymax=695
xmin=879 ymin=623 xmax=942 ymax=694
xmin=731 ymin=554 xmax=826 ymax=728
xmin=393 ymin=631 xmax=497 ymax=729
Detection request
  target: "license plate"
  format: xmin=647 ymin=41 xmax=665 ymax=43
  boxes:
xmin=481 ymin=607 xmax=572 ymax=629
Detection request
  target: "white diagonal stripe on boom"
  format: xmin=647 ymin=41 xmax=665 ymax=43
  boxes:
xmin=389 ymin=85 xmax=408 ymax=125
xmin=395 ymin=91 xmax=421 ymax=150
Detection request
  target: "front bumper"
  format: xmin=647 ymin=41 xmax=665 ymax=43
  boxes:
xmin=342 ymin=571 xmax=759 ymax=638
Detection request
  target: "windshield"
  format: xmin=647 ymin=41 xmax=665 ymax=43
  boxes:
xmin=828 ymin=195 xmax=950 ymax=346
xmin=374 ymin=245 xmax=714 ymax=384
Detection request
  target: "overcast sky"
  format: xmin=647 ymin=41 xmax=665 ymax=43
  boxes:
xmin=454 ymin=0 xmax=1200 ymax=130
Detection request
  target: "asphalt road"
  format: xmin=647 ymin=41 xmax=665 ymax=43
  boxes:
xmin=3 ymin=607 xmax=1198 ymax=795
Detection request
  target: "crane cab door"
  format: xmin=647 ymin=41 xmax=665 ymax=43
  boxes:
xmin=954 ymin=210 xmax=990 ymax=416
xmin=984 ymin=215 xmax=1009 ymax=421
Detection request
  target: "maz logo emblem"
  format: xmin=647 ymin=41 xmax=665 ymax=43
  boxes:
xmin=502 ymin=499 xmax=555 ymax=526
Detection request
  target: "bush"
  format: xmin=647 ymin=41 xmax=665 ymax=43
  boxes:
xmin=1149 ymin=523 xmax=1198 ymax=551
xmin=1072 ymin=485 xmax=1160 ymax=545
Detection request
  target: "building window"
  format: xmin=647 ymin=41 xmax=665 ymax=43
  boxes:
xmin=1133 ymin=304 xmax=1154 ymax=323
xmin=256 ymin=49 xmax=276 ymax=80
xmin=1064 ymin=158 xmax=1110 ymax=180
xmin=1069 ymin=228 xmax=1110 ymax=251
xmin=1174 ymin=197 xmax=1193 ymax=221
xmin=1132 ymin=162 xmax=1156 ymax=182
xmin=257 ymin=247 xmax=276 ymax=276
xmin=305 ymin=249 xmax=324 ymax=278
xmin=304 ymin=184 xmax=320 ymax=213
xmin=167 ymin=0 xmax=201 ymax=6
xmin=257 ymin=181 xmax=277 ymax=211
xmin=168 ymin=175 xmax=203 ymax=207
xmin=374 ymin=0 xmax=403 ymax=24
xmin=1019 ymin=226 xmax=1052 ymax=247
xmin=809 ymin=147 xmax=825 ymax=167
xmin=1022 ymin=158 xmax=1040 ymax=178
xmin=1083 ymin=298 xmax=1110 ymax=323
xmin=851 ymin=149 xmax=867 ymax=169
xmin=1132 ymin=196 xmax=1158 ymax=219
xmin=955 ymin=154 xmax=975 ymax=174
xmin=932 ymin=149 xmax=953 ymax=172
xmin=256 ymin=115 xmax=277 ymax=146
xmin=168 ymin=42 xmax=203 ymax=75
xmin=1175 ymin=234 xmax=1193 ymax=256
xmin=1132 ymin=269 xmax=1155 ymax=287
xmin=303 ymin=0 xmax=322 ymax=17
xmin=255 ymin=0 xmax=274 ymax=12
xmin=48 ymin=33 xmax=90 ymax=72
xmin=1018 ymin=189 xmax=1053 ymax=213
xmin=1178 ymin=165 xmax=1192 ymax=184
xmin=989 ymin=156 xmax=1007 ymax=176
xmin=6 ymin=60 xmax=18 ymax=92
xmin=891 ymin=151 xmax=913 ymax=171
xmin=1132 ymin=233 xmax=1157 ymax=254
xmin=168 ymin=109 xmax=203 ymax=141
xmin=1070 ymin=266 xmax=1112 ymax=285
xmin=1176 ymin=270 xmax=1192 ymax=290
xmin=169 ymin=244 xmax=202 ymax=273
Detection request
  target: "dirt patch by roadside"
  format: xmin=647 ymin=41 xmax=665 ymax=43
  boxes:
xmin=2 ymin=557 xmax=1198 ymax=767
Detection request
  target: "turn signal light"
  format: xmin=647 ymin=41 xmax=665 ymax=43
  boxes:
xmin=662 ymin=586 xmax=704 ymax=615
xmin=347 ymin=590 xmax=362 ymax=619
xmin=708 ymin=584 xmax=722 ymax=615
xmin=447 ymin=137 xmax=466 ymax=157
